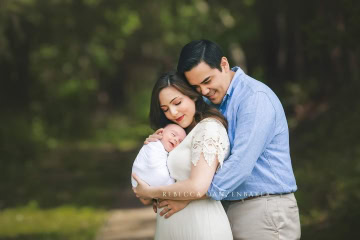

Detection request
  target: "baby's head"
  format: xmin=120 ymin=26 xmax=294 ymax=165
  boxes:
xmin=160 ymin=124 xmax=186 ymax=152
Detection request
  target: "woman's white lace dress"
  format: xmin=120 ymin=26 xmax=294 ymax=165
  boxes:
xmin=155 ymin=118 xmax=233 ymax=240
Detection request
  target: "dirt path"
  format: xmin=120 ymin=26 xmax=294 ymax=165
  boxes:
xmin=95 ymin=207 xmax=156 ymax=240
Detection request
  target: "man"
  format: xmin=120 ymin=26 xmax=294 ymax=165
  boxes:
xmin=148 ymin=40 xmax=301 ymax=240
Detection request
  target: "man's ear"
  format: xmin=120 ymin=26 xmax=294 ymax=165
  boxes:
xmin=220 ymin=57 xmax=230 ymax=72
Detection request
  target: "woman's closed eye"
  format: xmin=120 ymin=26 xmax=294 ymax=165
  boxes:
xmin=174 ymin=101 xmax=181 ymax=105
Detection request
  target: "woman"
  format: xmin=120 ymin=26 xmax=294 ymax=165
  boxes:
xmin=132 ymin=71 xmax=233 ymax=239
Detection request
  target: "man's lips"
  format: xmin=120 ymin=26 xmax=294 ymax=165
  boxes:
xmin=207 ymin=91 xmax=216 ymax=99
xmin=176 ymin=115 xmax=184 ymax=122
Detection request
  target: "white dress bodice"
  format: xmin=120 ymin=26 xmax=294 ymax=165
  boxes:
xmin=155 ymin=118 xmax=233 ymax=240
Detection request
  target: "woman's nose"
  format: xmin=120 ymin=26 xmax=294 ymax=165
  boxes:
xmin=169 ymin=107 xmax=178 ymax=116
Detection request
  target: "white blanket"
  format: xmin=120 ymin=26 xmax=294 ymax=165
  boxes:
xmin=131 ymin=141 xmax=175 ymax=187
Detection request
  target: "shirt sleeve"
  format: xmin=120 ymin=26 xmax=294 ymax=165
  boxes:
xmin=207 ymin=91 xmax=276 ymax=200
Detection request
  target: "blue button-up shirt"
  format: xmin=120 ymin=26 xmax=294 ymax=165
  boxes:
xmin=207 ymin=67 xmax=297 ymax=200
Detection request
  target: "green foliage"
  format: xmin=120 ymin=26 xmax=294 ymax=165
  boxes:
xmin=0 ymin=138 xmax=143 ymax=209
xmin=0 ymin=202 xmax=107 ymax=240
xmin=91 ymin=114 xmax=153 ymax=151
xmin=0 ymin=0 xmax=359 ymax=239
xmin=292 ymin=90 xmax=360 ymax=239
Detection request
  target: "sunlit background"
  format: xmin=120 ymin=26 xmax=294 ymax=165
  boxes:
xmin=1 ymin=0 xmax=359 ymax=239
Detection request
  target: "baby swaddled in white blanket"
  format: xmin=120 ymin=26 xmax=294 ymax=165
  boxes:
xmin=131 ymin=124 xmax=186 ymax=188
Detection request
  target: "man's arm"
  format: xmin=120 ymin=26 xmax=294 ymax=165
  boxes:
xmin=208 ymin=92 xmax=276 ymax=200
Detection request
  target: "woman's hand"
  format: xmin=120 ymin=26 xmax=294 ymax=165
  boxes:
xmin=132 ymin=173 xmax=155 ymax=199
xmin=144 ymin=128 xmax=163 ymax=144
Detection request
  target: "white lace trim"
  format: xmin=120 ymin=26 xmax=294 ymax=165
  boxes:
xmin=191 ymin=118 xmax=230 ymax=168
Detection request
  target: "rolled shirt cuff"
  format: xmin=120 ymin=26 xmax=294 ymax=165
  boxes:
xmin=207 ymin=183 xmax=229 ymax=201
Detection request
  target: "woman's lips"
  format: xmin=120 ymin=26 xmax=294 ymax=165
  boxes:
xmin=176 ymin=115 xmax=184 ymax=122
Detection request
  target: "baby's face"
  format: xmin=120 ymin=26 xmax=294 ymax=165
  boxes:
xmin=161 ymin=124 xmax=186 ymax=152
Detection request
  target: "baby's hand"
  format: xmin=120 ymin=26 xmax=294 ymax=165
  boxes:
xmin=144 ymin=128 xmax=163 ymax=144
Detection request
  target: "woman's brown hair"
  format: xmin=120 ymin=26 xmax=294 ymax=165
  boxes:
xmin=149 ymin=71 xmax=227 ymax=132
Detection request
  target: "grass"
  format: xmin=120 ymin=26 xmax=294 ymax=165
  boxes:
xmin=0 ymin=202 xmax=107 ymax=240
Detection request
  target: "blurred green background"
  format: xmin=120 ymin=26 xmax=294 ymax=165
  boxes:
xmin=0 ymin=0 xmax=359 ymax=239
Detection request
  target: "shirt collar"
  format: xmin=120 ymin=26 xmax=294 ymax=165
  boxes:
xmin=219 ymin=66 xmax=244 ymax=108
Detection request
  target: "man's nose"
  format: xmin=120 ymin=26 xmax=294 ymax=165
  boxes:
xmin=200 ymin=86 xmax=210 ymax=95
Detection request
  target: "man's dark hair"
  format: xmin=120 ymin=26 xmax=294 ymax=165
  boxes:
xmin=177 ymin=39 xmax=224 ymax=73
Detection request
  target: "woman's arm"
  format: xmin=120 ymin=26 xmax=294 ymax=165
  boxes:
xmin=133 ymin=152 xmax=218 ymax=200
xmin=139 ymin=198 xmax=153 ymax=205
xmin=133 ymin=119 xmax=228 ymax=201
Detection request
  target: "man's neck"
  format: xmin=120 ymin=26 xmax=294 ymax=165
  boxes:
xmin=224 ymin=69 xmax=236 ymax=93
xmin=230 ymin=70 xmax=236 ymax=81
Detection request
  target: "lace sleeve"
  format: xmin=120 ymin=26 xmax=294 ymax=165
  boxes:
xmin=191 ymin=118 xmax=230 ymax=168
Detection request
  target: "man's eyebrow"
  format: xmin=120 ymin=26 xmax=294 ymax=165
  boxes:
xmin=160 ymin=97 xmax=178 ymax=107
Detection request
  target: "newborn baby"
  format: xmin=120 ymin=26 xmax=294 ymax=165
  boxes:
xmin=131 ymin=123 xmax=186 ymax=187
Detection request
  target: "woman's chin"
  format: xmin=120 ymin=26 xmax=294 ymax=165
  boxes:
xmin=178 ymin=122 xmax=190 ymax=128
xmin=171 ymin=118 xmax=191 ymax=128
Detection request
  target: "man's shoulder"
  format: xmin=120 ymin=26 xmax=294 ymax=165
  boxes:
xmin=233 ymin=74 xmax=279 ymax=102
xmin=225 ymin=76 xmax=282 ymax=119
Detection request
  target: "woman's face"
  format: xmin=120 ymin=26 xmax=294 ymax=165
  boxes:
xmin=159 ymin=86 xmax=196 ymax=128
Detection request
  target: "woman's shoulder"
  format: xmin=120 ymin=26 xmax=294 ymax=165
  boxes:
xmin=191 ymin=118 xmax=230 ymax=167
xmin=198 ymin=117 xmax=226 ymax=129
xmin=193 ymin=117 xmax=227 ymax=137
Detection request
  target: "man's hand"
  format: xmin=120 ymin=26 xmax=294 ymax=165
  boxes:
xmin=144 ymin=128 xmax=163 ymax=144
xmin=157 ymin=199 xmax=191 ymax=219
xmin=152 ymin=199 xmax=157 ymax=213
xmin=139 ymin=199 xmax=158 ymax=213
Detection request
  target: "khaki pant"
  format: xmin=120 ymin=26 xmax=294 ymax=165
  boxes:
xmin=225 ymin=193 xmax=301 ymax=240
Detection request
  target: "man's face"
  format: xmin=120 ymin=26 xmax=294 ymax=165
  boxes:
xmin=184 ymin=58 xmax=231 ymax=104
